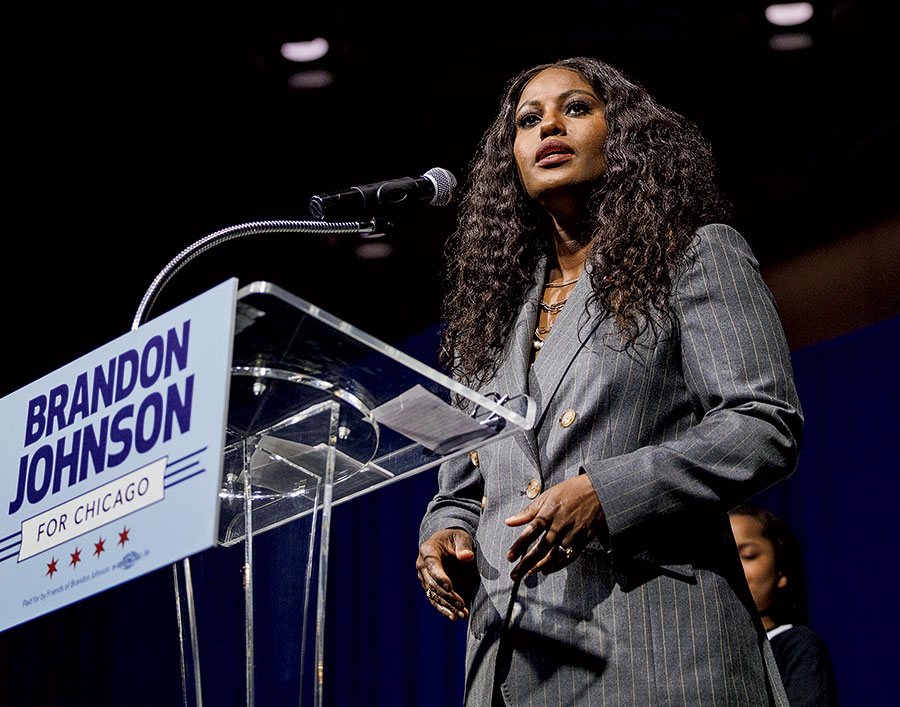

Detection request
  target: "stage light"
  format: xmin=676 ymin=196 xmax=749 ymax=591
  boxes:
xmin=765 ymin=3 xmax=814 ymax=27
xmin=280 ymin=38 xmax=329 ymax=63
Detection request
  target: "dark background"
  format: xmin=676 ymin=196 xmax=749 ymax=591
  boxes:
xmin=3 ymin=1 xmax=899 ymax=705
xmin=7 ymin=0 xmax=898 ymax=357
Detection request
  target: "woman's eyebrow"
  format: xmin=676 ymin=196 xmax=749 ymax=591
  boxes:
xmin=516 ymin=89 xmax=599 ymax=112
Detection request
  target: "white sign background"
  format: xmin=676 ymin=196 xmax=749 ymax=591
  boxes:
xmin=0 ymin=279 xmax=236 ymax=632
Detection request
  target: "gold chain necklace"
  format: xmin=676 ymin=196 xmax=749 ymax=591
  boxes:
xmin=534 ymin=297 xmax=568 ymax=349
xmin=538 ymin=298 xmax=568 ymax=314
xmin=544 ymin=276 xmax=580 ymax=288
xmin=533 ymin=274 xmax=580 ymax=351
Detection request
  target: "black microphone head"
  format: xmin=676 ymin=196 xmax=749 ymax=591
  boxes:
xmin=423 ymin=167 xmax=457 ymax=207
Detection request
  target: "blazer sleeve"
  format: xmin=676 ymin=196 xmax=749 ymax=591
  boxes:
xmin=585 ymin=224 xmax=803 ymax=552
xmin=418 ymin=450 xmax=483 ymax=545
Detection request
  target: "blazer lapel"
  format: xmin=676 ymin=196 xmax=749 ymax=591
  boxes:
xmin=529 ymin=266 xmax=605 ymax=430
xmin=489 ymin=257 xmax=546 ymax=471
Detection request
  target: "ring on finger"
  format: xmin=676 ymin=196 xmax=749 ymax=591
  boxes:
xmin=555 ymin=545 xmax=575 ymax=560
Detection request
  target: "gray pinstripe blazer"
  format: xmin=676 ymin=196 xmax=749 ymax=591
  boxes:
xmin=420 ymin=224 xmax=802 ymax=706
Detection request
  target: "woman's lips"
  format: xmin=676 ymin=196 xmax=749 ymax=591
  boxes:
xmin=535 ymin=139 xmax=574 ymax=166
xmin=537 ymin=152 xmax=575 ymax=166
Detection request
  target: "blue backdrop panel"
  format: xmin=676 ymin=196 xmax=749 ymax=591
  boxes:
xmin=754 ymin=314 xmax=900 ymax=707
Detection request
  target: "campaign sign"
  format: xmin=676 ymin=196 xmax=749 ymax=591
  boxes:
xmin=0 ymin=279 xmax=237 ymax=632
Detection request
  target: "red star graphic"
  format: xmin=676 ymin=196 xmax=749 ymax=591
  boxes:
xmin=93 ymin=537 xmax=106 ymax=558
xmin=46 ymin=557 xmax=58 ymax=578
xmin=118 ymin=527 xmax=130 ymax=547
xmin=69 ymin=547 xmax=82 ymax=568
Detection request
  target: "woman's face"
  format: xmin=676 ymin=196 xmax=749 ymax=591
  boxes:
xmin=513 ymin=67 xmax=608 ymax=213
xmin=730 ymin=514 xmax=787 ymax=622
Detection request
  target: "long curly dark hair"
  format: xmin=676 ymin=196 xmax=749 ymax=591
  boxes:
xmin=441 ymin=57 xmax=730 ymax=385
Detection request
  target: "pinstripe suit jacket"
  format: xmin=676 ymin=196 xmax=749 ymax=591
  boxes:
xmin=420 ymin=224 xmax=802 ymax=706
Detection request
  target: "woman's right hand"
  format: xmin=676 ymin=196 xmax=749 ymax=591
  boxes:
xmin=416 ymin=529 xmax=476 ymax=621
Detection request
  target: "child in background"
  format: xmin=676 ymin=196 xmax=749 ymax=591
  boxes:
xmin=729 ymin=503 xmax=839 ymax=706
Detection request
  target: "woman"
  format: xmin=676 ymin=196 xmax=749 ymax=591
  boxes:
xmin=416 ymin=57 xmax=803 ymax=706
xmin=729 ymin=504 xmax=839 ymax=706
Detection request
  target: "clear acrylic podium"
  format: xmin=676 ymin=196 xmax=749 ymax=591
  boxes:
xmin=179 ymin=281 xmax=535 ymax=706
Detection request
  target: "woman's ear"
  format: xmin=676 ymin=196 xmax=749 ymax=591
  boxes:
xmin=776 ymin=573 xmax=788 ymax=590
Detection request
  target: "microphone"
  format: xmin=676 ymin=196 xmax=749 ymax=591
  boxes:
xmin=308 ymin=167 xmax=457 ymax=220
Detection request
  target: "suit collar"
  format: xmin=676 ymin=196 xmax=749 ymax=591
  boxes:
xmin=490 ymin=256 xmax=546 ymax=470
xmin=493 ymin=256 xmax=546 ymax=402
xmin=529 ymin=264 xmax=605 ymax=430
xmin=487 ymin=258 xmax=607 ymax=468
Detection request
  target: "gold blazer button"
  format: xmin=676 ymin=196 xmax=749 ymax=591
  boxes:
xmin=469 ymin=450 xmax=480 ymax=467
xmin=560 ymin=409 xmax=577 ymax=428
xmin=525 ymin=478 xmax=541 ymax=499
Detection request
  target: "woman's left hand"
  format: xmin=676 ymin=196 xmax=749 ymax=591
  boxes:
xmin=505 ymin=474 xmax=603 ymax=581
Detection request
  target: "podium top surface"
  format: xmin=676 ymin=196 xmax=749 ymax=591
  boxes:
xmin=218 ymin=281 xmax=535 ymax=544
xmin=233 ymin=281 xmax=534 ymax=432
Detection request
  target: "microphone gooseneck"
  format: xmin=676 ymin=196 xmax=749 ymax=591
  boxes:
xmin=132 ymin=219 xmax=379 ymax=331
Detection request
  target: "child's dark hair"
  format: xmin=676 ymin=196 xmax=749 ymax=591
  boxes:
xmin=730 ymin=503 xmax=809 ymax=626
